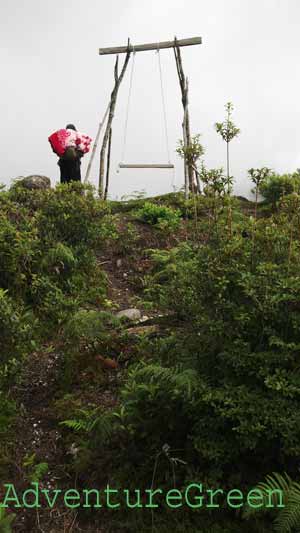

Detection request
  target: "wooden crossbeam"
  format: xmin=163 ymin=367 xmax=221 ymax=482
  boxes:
xmin=99 ymin=37 xmax=202 ymax=56
xmin=119 ymin=163 xmax=174 ymax=169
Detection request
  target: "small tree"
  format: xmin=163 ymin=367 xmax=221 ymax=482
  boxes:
xmin=198 ymin=164 xmax=229 ymax=228
xmin=215 ymin=102 xmax=240 ymax=192
xmin=199 ymin=164 xmax=228 ymax=197
xmin=176 ymin=134 xmax=205 ymax=194
xmin=248 ymin=167 xmax=272 ymax=220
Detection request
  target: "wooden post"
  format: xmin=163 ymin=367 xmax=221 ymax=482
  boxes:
xmin=182 ymin=119 xmax=189 ymax=200
xmin=185 ymin=78 xmax=196 ymax=194
xmin=99 ymin=40 xmax=131 ymax=198
xmin=174 ymin=38 xmax=195 ymax=196
xmin=104 ymin=127 xmax=112 ymax=200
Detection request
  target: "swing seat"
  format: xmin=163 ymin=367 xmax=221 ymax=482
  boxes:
xmin=119 ymin=163 xmax=174 ymax=169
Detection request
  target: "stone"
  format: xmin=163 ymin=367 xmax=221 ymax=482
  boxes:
xmin=16 ymin=175 xmax=51 ymax=190
xmin=116 ymin=308 xmax=142 ymax=321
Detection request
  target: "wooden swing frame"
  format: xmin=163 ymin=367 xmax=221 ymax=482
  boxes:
xmin=86 ymin=36 xmax=202 ymax=198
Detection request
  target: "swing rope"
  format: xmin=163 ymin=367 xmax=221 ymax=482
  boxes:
xmin=119 ymin=44 xmax=174 ymax=177
xmin=157 ymin=44 xmax=176 ymax=190
xmin=156 ymin=44 xmax=171 ymax=164
xmin=121 ymin=49 xmax=136 ymax=163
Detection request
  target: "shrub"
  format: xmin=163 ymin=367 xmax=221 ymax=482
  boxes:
xmin=259 ymin=173 xmax=300 ymax=206
xmin=0 ymin=182 xmax=117 ymax=389
xmin=115 ymin=212 xmax=300 ymax=490
xmin=0 ymin=289 xmax=33 ymax=388
xmin=135 ymin=201 xmax=181 ymax=232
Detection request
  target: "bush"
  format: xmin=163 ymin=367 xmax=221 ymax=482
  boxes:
xmin=135 ymin=201 xmax=181 ymax=232
xmin=259 ymin=173 xmax=300 ymax=206
xmin=115 ymin=212 xmax=300 ymax=491
xmin=0 ymin=183 xmax=117 ymax=382
xmin=0 ymin=289 xmax=33 ymax=388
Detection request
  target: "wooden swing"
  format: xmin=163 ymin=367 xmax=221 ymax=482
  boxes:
xmin=118 ymin=44 xmax=175 ymax=171
xmin=86 ymin=37 xmax=202 ymax=199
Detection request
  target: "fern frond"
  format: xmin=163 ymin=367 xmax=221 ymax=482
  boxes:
xmin=243 ymin=472 xmax=300 ymax=533
xmin=275 ymin=481 xmax=300 ymax=533
xmin=126 ymin=364 xmax=199 ymax=399
xmin=60 ymin=419 xmax=88 ymax=432
xmin=243 ymin=472 xmax=290 ymax=519
xmin=60 ymin=410 xmax=116 ymax=443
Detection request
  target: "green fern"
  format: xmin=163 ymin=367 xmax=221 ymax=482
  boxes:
xmin=243 ymin=472 xmax=300 ymax=533
xmin=123 ymin=363 xmax=199 ymax=401
xmin=61 ymin=407 xmax=99 ymax=433
xmin=41 ymin=242 xmax=77 ymax=272
xmin=29 ymin=462 xmax=49 ymax=483
xmin=61 ymin=408 xmax=116 ymax=444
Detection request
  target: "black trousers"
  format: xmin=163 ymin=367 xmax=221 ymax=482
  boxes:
xmin=59 ymin=158 xmax=81 ymax=184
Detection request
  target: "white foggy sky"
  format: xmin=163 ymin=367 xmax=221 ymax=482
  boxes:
xmin=1 ymin=0 xmax=300 ymax=198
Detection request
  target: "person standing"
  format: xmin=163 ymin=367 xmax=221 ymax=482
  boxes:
xmin=58 ymin=124 xmax=83 ymax=184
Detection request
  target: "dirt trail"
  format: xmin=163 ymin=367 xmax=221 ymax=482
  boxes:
xmin=8 ymin=226 xmax=143 ymax=532
xmin=7 ymin=216 xmax=165 ymax=532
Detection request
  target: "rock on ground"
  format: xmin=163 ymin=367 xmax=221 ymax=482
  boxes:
xmin=116 ymin=308 xmax=142 ymax=321
xmin=15 ymin=175 xmax=51 ymax=190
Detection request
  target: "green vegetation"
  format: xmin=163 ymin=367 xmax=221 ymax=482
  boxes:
xmin=2 ymin=175 xmax=300 ymax=531
xmin=215 ymin=102 xmax=240 ymax=187
xmin=135 ymin=201 xmax=182 ymax=231
xmin=243 ymin=472 xmax=300 ymax=532
xmin=258 ymin=171 xmax=300 ymax=207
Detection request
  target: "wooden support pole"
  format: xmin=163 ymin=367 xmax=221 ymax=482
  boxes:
xmin=99 ymin=36 xmax=202 ymax=55
xmin=182 ymin=117 xmax=189 ymax=200
xmin=104 ymin=127 xmax=112 ymax=200
xmin=99 ymin=40 xmax=131 ymax=198
xmin=174 ymin=37 xmax=196 ymax=197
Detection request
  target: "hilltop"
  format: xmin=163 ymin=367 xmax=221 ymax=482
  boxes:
xmin=1 ymin=181 xmax=300 ymax=532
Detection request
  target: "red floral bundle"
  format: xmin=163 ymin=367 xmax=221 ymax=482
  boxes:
xmin=48 ymin=128 xmax=92 ymax=157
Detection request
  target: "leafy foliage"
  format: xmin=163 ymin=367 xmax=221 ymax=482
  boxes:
xmin=61 ymin=407 xmax=116 ymax=444
xmin=176 ymin=134 xmax=205 ymax=163
xmin=0 ymin=508 xmax=16 ymax=533
xmin=135 ymin=201 xmax=181 ymax=232
xmin=0 ymin=289 xmax=33 ymax=387
xmin=115 ymin=201 xmax=300 ymax=493
xmin=176 ymin=134 xmax=205 ymax=192
xmin=244 ymin=472 xmax=300 ymax=533
xmin=4 ymin=178 xmax=300 ymax=532
xmin=22 ymin=453 xmax=49 ymax=483
xmin=0 ymin=182 xmax=116 ymax=385
xmin=199 ymin=164 xmax=230 ymax=196
xmin=215 ymin=102 xmax=240 ymax=187
xmin=215 ymin=102 xmax=240 ymax=143
xmin=259 ymin=172 xmax=300 ymax=206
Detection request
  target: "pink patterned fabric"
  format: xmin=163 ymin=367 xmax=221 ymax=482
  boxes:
xmin=49 ymin=129 xmax=92 ymax=157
